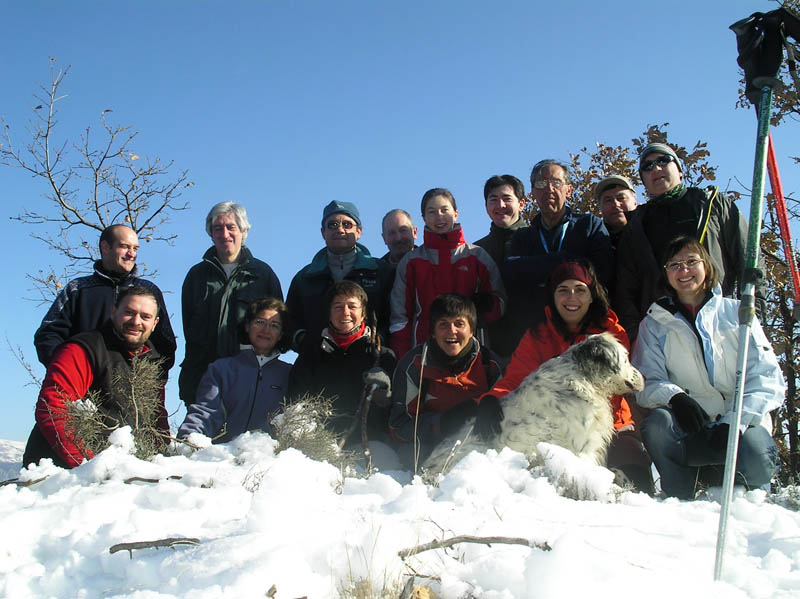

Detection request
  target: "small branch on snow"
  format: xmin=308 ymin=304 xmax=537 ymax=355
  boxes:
xmin=109 ymin=537 xmax=200 ymax=558
xmin=398 ymin=535 xmax=551 ymax=559
xmin=0 ymin=476 xmax=48 ymax=488
xmin=123 ymin=475 xmax=182 ymax=484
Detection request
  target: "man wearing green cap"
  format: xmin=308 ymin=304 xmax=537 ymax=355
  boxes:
xmin=615 ymin=142 xmax=757 ymax=341
xmin=285 ymin=200 xmax=395 ymax=350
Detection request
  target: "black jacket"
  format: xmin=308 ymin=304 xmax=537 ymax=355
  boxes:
xmin=180 ymin=246 xmax=283 ymax=405
xmin=285 ymin=244 xmax=394 ymax=349
xmin=34 ymin=262 xmax=176 ymax=371
xmin=503 ymin=207 xmax=613 ymax=330
xmin=474 ymin=219 xmax=527 ymax=357
xmin=615 ymin=186 xmax=762 ymax=341
xmin=288 ymin=328 xmax=396 ymax=446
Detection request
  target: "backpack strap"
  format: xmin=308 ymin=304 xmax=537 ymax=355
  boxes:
xmin=699 ymin=186 xmax=718 ymax=245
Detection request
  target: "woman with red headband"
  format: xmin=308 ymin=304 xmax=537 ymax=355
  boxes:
xmin=475 ymin=258 xmax=653 ymax=494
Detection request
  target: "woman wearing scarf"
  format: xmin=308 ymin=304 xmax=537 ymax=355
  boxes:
xmin=288 ymin=281 xmax=396 ymax=449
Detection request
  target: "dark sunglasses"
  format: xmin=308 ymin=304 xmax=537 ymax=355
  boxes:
xmin=325 ymin=220 xmax=356 ymax=231
xmin=641 ymin=155 xmax=676 ymax=172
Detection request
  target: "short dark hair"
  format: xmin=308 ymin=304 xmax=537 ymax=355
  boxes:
xmin=428 ymin=293 xmax=477 ymax=335
xmin=530 ymin=159 xmax=572 ymax=188
xmin=545 ymin=259 xmax=609 ymax=339
xmin=116 ymin=285 xmax=160 ymax=316
xmin=483 ymin=175 xmax=525 ymax=202
xmin=660 ymin=235 xmax=719 ymax=295
xmin=241 ymin=296 xmax=289 ymax=352
xmin=420 ymin=188 xmax=457 ymax=216
xmin=245 ymin=297 xmax=288 ymax=324
xmin=324 ymin=280 xmax=368 ymax=312
xmin=99 ymin=224 xmax=132 ymax=252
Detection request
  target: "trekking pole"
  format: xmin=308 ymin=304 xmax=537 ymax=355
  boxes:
xmin=714 ymin=81 xmax=773 ymax=581
xmin=766 ymin=133 xmax=800 ymax=322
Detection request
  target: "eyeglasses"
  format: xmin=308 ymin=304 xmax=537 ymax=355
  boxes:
xmin=533 ymin=179 xmax=567 ymax=189
xmin=325 ymin=220 xmax=356 ymax=231
xmin=641 ymin=155 xmax=676 ymax=172
xmin=250 ymin=319 xmax=282 ymax=332
xmin=664 ymin=258 xmax=703 ymax=272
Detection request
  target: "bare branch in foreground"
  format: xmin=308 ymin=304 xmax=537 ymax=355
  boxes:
xmin=398 ymin=535 xmax=551 ymax=559
xmin=123 ymin=475 xmax=183 ymax=484
xmin=0 ymin=476 xmax=48 ymax=488
xmin=109 ymin=537 xmax=200 ymax=559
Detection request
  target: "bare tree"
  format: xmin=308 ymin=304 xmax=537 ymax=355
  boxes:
xmin=0 ymin=59 xmax=192 ymax=302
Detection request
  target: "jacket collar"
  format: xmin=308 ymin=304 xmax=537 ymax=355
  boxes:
xmin=422 ymin=224 xmax=466 ymax=250
xmin=100 ymin=319 xmax=157 ymax=361
xmin=307 ymin=242 xmax=377 ymax=275
xmin=93 ymin=260 xmax=136 ymax=285
xmin=533 ymin=205 xmax=573 ymax=230
xmin=202 ymin=245 xmax=254 ymax=270
xmin=421 ymin=336 xmax=480 ymax=373
xmin=489 ymin=218 xmax=526 ymax=236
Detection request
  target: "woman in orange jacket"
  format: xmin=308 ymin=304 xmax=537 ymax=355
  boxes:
xmin=476 ymin=259 xmax=654 ymax=494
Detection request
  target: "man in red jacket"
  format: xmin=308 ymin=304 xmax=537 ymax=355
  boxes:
xmin=23 ymin=286 xmax=168 ymax=469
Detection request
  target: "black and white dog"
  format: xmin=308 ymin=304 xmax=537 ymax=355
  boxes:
xmin=423 ymin=332 xmax=645 ymax=473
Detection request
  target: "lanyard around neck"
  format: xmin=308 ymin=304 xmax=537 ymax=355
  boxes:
xmin=539 ymin=220 xmax=567 ymax=254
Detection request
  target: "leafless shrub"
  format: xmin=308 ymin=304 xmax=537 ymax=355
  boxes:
xmin=60 ymin=355 xmax=167 ymax=461
xmin=271 ymin=393 xmax=357 ymax=471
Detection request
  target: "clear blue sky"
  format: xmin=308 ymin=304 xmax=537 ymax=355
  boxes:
xmin=1 ymin=1 xmax=797 ymax=442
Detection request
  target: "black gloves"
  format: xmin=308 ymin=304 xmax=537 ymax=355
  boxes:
xmin=438 ymin=400 xmax=478 ymax=437
xmin=363 ymin=368 xmax=391 ymax=407
xmin=669 ymin=393 xmax=710 ymax=434
xmin=470 ymin=291 xmax=494 ymax=314
xmin=474 ymin=395 xmax=504 ymax=440
xmin=711 ymin=423 xmax=730 ymax=448
xmin=684 ymin=423 xmax=732 ymax=467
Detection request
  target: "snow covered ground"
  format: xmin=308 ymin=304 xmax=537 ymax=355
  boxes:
xmin=2 ymin=430 xmax=800 ymax=599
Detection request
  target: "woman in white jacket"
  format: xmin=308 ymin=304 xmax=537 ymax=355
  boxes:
xmin=632 ymin=236 xmax=784 ymax=499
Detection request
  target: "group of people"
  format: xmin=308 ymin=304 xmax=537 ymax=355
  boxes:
xmin=22 ymin=141 xmax=786 ymax=500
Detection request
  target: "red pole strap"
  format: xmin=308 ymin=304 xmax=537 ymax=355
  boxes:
xmin=767 ymin=133 xmax=800 ymax=302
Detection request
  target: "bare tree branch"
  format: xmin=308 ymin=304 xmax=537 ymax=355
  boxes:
xmin=398 ymin=535 xmax=551 ymax=559
xmin=1 ymin=60 xmax=192 ymax=299
xmin=109 ymin=537 xmax=200 ymax=558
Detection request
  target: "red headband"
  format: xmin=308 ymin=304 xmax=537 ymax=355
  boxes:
xmin=550 ymin=262 xmax=593 ymax=289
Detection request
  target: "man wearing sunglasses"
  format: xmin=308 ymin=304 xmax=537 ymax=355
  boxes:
xmin=615 ymin=142 xmax=757 ymax=342
xmin=285 ymin=200 xmax=394 ymax=351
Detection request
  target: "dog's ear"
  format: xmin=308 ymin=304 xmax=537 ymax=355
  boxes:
xmin=572 ymin=334 xmax=619 ymax=380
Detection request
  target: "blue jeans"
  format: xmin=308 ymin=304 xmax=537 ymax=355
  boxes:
xmin=641 ymin=407 xmax=777 ymax=499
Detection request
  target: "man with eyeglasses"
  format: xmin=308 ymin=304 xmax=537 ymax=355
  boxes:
xmin=285 ymin=200 xmax=394 ymax=350
xmin=615 ymin=142 xmax=758 ymax=341
xmin=180 ymin=202 xmax=283 ymax=406
xmin=503 ymin=159 xmax=613 ymax=327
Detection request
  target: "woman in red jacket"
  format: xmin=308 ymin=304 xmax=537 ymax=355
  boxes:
xmin=476 ymin=259 xmax=654 ymax=494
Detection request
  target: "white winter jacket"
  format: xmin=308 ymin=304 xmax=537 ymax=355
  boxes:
xmin=631 ymin=286 xmax=784 ymax=432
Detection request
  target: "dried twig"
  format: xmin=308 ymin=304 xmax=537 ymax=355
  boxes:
xmin=0 ymin=476 xmax=48 ymax=488
xmin=109 ymin=537 xmax=200 ymax=558
xmin=123 ymin=475 xmax=182 ymax=484
xmin=398 ymin=535 xmax=551 ymax=559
